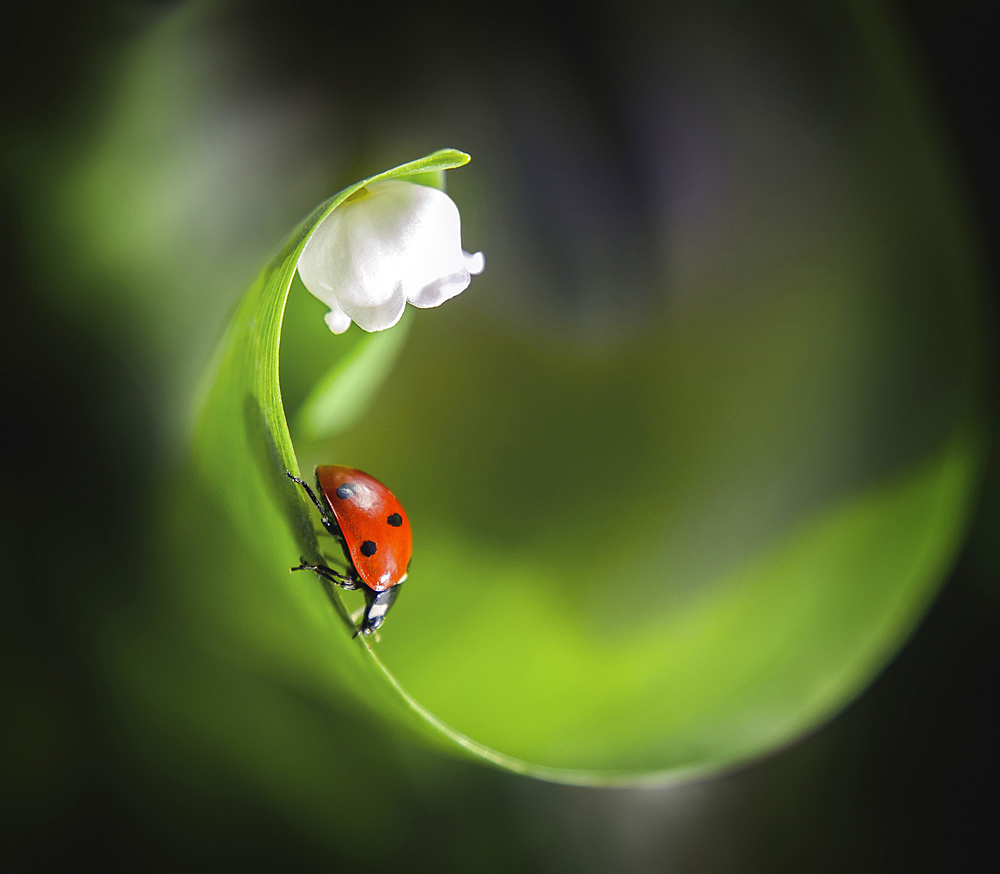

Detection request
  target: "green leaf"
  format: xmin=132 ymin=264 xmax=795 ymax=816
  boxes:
xmin=294 ymin=308 xmax=414 ymax=441
xmin=194 ymin=149 xmax=986 ymax=783
xmin=194 ymin=148 xmax=493 ymax=758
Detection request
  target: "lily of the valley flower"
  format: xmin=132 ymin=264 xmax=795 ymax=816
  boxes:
xmin=297 ymin=178 xmax=485 ymax=334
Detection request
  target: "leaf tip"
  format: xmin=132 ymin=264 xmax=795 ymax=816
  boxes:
xmin=431 ymin=148 xmax=471 ymax=167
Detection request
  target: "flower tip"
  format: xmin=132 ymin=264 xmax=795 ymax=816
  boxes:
xmin=324 ymin=307 xmax=352 ymax=334
xmin=465 ymin=250 xmax=485 ymax=276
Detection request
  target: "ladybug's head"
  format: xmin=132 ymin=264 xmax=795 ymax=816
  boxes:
xmin=357 ymin=585 xmax=402 ymax=637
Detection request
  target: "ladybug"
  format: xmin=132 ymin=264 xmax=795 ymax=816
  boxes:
xmin=286 ymin=466 xmax=412 ymax=638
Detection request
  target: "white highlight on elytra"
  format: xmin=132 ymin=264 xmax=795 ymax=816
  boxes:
xmin=297 ymin=179 xmax=485 ymax=334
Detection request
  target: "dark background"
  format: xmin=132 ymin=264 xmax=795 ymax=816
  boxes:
xmin=2 ymin=1 xmax=997 ymax=870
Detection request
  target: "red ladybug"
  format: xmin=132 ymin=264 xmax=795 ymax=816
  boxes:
xmin=286 ymin=466 xmax=412 ymax=637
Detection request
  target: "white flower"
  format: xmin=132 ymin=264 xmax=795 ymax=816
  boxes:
xmin=297 ymin=178 xmax=485 ymax=334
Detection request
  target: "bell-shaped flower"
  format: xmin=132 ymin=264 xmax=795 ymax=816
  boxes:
xmin=297 ymin=178 xmax=485 ymax=333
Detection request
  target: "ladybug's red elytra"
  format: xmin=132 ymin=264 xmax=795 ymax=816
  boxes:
xmin=286 ymin=466 xmax=412 ymax=637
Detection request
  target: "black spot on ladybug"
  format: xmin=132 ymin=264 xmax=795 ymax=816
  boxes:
xmin=360 ymin=540 xmax=377 ymax=557
xmin=387 ymin=513 xmax=402 ymax=527
xmin=336 ymin=483 xmax=357 ymax=500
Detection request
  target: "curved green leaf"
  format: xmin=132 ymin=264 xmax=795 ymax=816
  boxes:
xmin=194 ymin=149 xmax=986 ymax=783
xmin=195 ymin=148 xmax=504 ymax=762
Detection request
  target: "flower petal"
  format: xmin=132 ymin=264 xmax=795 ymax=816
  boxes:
xmin=407 ymin=269 xmax=472 ymax=309
xmin=338 ymin=283 xmax=408 ymax=332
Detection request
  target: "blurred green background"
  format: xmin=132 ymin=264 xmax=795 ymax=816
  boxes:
xmin=3 ymin=0 xmax=998 ymax=870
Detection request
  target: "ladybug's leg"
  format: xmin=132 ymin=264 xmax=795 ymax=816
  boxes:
xmin=291 ymin=559 xmax=360 ymax=591
xmin=354 ymin=585 xmax=401 ymax=638
xmin=285 ymin=470 xmax=340 ymax=537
